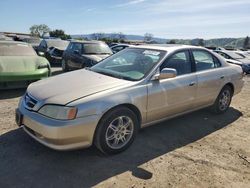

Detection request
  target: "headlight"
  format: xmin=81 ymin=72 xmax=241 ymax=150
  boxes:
xmin=38 ymin=64 xmax=49 ymax=69
xmin=38 ymin=105 xmax=77 ymax=120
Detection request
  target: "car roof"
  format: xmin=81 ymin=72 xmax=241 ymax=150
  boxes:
xmin=0 ymin=41 xmax=30 ymax=45
xmin=131 ymin=44 xmax=205 ymax=52
xmin=70 ymin=40 xmax=106 ymax=44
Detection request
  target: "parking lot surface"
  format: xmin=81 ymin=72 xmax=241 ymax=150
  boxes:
xmin=0 ymin=68 xmax=249 ymax=188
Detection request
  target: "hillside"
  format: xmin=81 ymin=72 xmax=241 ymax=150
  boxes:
xmin=71 ymin=33 xmax=246 ymax=48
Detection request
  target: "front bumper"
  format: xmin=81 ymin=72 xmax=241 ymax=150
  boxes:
xmin=16 ymin=100 xmax=100 ymax=150
xmin=0 ymin=69 xmax=49 ymax=89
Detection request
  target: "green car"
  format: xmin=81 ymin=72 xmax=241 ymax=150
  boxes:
xmin=0 ymin=41 xmax=51 ymax=89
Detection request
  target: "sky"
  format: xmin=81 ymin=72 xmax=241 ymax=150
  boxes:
xmin=0 ymin=0 xmax=250 ymax=39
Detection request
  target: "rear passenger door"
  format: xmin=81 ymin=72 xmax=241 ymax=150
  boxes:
xmin=192 ymin=50 xmax=225 ymax=107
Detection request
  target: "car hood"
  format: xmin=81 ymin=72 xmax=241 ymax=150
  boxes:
xmin=81 ymin=54 xmax=110 ymax=62
xmin=27 ymin=69 xmax=131 ymax=105
xmin=0 ymin=56 xmax=48 ymax=73
xmin=238 ymin=58 xmax=250 ymax=64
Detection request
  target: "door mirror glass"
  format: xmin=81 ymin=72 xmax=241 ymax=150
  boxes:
xmin=159 ymin=68 xmax=177 ymax=80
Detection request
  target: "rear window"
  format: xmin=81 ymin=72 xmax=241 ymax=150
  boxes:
xmin=0 ymin=43 xmax=37 ymax=56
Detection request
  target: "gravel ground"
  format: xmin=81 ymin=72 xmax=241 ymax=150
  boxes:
xmin=0 ymin=68 xmax=249 ymax=188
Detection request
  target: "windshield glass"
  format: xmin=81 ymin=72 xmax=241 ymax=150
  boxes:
xmin=47 ymin=40 xmax=69 ymax=49
xmin=0 ymin=43 xmax=37 ymax=56
xmin=91 ymin=48 xmax=166 ymax=81
xmin=23 ymin=38 xmax=41 ymax=44
xmin=226 ymin=51 xmax=244 ymax=59
xmin=83 ymin=43 xmax=112 ymax=54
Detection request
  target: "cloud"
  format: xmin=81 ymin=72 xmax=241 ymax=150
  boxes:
xmin=114 ymin=0 xmax=146 ymax=8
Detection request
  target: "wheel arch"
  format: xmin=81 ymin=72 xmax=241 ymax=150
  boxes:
xmin=224 ymin=82 xmax=234 ymax=95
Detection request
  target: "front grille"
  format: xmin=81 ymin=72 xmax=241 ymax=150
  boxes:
xmin=24 ymin=93 xmax=38 ymax=110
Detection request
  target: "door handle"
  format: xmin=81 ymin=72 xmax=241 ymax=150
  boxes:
xmin=189 ymin=82 xmax=196 ymax=86
xmin=220 ymin=75 xmax=225 ymax=79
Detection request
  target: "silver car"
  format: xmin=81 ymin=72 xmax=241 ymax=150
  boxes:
xmin=16 ymin=44 xmax=244 ymax=154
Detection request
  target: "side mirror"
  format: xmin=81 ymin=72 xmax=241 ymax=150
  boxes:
xmin=152 ymin=68 xmax=177 ymax=80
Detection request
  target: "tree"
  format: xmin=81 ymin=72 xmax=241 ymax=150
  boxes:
xmin=144 ymin=33 xmax=154 ymax=42
xmin=30 ymin=24 xmax=50 ymax=37
xmin=91 ymin=32 xmax=105 ymax=40
xmin=243 ymin=36 xmax=250 ymax=49
xmin=167 ymin=39 xmax=176 ymax=44
xmin=49 ymin=29 xmax=71 ymax=40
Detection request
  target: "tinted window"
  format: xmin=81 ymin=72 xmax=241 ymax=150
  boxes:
xmin=161 ymin=51 xmax=192 ymax=75
xmin=72 ymin=43 xmax=82 ymax=52
xmin=193 ymin=50 xmax=221 ymax=71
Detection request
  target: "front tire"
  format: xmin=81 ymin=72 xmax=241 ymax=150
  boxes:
xmin=62 ymin=59 xmax=69 ymax=72
xmin=94 ymin=107 xmax=139 ymax=155
xmin=211 ymin=85 xmax=233 ymax=114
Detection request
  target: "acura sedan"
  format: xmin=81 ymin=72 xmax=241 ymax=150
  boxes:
xmin=16 ymin=45 xmax=244 ymax=154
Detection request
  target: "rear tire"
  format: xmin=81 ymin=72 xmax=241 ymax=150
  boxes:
xmin=94 ymin=107 xmax=139 ymax=155
xmin=211 ymin=85 xmax=233 ymax=114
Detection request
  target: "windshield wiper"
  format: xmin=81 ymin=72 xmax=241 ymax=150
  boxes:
xmin=93 ymin=70 xmax=135 ymax=81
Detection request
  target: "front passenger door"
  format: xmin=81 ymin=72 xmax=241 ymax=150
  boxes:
xmin=147 ymin=50 xmax=198 ymax=122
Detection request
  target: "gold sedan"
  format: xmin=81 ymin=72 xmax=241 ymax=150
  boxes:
xmin=16 ymin=45 xmax=244 ymax=154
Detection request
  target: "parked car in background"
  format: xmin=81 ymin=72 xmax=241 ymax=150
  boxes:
xmin=0 ymin=34 xmax=13 ymax=41
xmin=22 ymin=37 xmax=41 ymax=52
xmin=111 ymin=44 xmax=134 ymax=53
xmin=108 ymin=43 xmax=119 ymax=47
xmin=16 ymin=45 xmax=243 ymax=154
xmin=0 ymin=41 xmax=50 ymax=89
xmin=37 ymin=39 xmax=70 ymax=64
xmin=214 ymin=50 xmax=250 ymax=74
xmin=62 ymin=40 xmax=112 ymax=71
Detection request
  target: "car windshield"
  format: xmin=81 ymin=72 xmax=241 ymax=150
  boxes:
xmin=47 ymin=40 xmax=69 ymax=49
xmin=83 ymin=43 xmax=112 ymax=54
xmin=225 ymin=51 xmax=244 ymax=59
xmin=91 ymin=48 xmax=166 ymax=81
xmin=0 ymin=43 xmax=37 ymax=56
xmin=23 ymin=38 xmax=41 ymax=44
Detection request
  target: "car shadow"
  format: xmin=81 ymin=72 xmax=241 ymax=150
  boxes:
xmin=0 ymin=107 xmax=242 ymax=188
xmin=0 ymin=88 xmax=26 ymax=100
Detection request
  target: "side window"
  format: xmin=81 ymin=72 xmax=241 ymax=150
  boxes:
xmin=193 ymin=50 xmax=221 ymax=71
xmin=161 ymin=51 xmax=192 ymax=76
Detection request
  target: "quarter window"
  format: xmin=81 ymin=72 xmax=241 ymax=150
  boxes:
xmin=193 ymin=50 xmax=221 ymax=71
xmin=161 ymin=51 xmax=192 ymax=76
